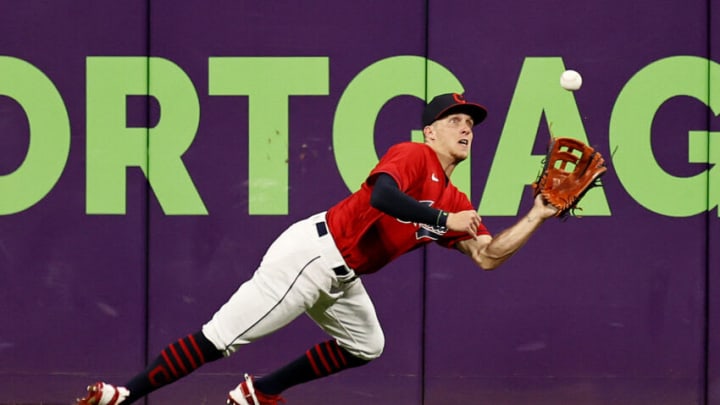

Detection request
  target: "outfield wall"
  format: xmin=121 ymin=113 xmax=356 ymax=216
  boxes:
xmin=0 ymin=1 xmax=718 ymax=404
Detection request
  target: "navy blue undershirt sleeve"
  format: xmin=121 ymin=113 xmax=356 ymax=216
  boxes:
xmin=369 ymin=173 xmax=448 ymax=228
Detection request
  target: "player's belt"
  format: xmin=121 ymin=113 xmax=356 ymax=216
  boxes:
xmin=315 ymin=220 xmax=358 ymax=283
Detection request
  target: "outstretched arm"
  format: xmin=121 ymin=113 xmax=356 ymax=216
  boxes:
xmin=455 ymin=195 xmax=557 ymax=270
xmin=369 ymin=173 xmax=555 ymax=270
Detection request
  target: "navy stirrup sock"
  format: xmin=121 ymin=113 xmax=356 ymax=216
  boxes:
xmin=254 ymin=340 xmax=370 ymax=395
xmin=124 ymin=331 xmax=223 ymax=402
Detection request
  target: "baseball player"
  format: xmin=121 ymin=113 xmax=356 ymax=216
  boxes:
xmin=76 ymin=93 xmax=558 ymax=405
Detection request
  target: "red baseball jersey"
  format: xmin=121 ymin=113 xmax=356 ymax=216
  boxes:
xmin=326 ymin=142 xmax=490 ymax=274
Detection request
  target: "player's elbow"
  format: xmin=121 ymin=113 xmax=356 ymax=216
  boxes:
xmin=477 ymin=258 xmax=502 ymax=271
xmin=471 ymin=252 xmax=500 ymax=271
xmin=474 ymin=249 xmax=510 ymax=271
xmin=459 ymin=236 xmax=503 ymax=271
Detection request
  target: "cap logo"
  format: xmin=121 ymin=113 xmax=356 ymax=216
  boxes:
xmin=452 ymin=93 xmax=467 ymax=104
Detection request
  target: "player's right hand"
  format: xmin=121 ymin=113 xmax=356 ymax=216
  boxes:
xmin=446 ymin=210 xmax=482 ymax=239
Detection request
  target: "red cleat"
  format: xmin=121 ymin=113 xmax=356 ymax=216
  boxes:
xmin=76 ymin=382 xmax=129 ymax=405
xmin=227 ymin=374 xmax=285 ymax=405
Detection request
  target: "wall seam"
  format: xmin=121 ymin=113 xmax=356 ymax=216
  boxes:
xmin=142 ymin=0 xmax=152 ymax=404
xmin=421 ymin=1 xmax=431 ymax=403
xmin=704 ymin=1 xmax=712 ymax=404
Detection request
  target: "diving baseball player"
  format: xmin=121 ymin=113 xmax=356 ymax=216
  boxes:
xmin=76 ymin=93 xmax=558 ymax=405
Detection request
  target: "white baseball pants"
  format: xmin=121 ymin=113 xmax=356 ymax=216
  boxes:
xmin=202 ymin=212 xmax=385 ymax=361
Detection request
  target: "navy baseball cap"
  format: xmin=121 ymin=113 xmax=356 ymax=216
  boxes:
xmin=422 ymin=93 xmax=488 ymax=127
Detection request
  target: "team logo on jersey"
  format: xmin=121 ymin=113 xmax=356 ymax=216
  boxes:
xmin=396 ymin=200 xmax=448 ymax=240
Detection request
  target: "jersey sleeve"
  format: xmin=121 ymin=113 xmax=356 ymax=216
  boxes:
xmin=367 ymin=143 xmax=426 ymax=192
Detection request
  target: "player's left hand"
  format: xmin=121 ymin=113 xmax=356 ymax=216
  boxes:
xmin=533 ymin=194 xmax=559 ymax=219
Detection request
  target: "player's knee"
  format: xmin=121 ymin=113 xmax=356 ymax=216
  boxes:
xmin=343 ymin=332 xmax=385 ymax=362
xmin=364 ymin=332 xmax=385 ymax=360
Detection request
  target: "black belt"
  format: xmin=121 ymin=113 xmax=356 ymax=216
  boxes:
xmin=315 ymin=221 xmax=357 ymax=281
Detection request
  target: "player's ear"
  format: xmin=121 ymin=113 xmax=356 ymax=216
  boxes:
xmin=423 ymin=125 xmax=435 ymax=142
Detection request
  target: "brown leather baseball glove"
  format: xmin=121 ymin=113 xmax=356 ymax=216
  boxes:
xmin=532 ymin=137 xmax=607 ymax=218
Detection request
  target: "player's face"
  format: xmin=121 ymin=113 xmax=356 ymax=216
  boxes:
xmin=430 ymin=113 xmax=474 ymax=162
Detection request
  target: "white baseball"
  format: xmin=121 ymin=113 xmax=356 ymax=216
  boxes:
xmin=560 ymin=69 xmax=582 ymax=91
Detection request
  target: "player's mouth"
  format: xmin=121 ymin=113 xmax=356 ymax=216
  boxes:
xmin=458 ymin=139 xmax=469 ymax=145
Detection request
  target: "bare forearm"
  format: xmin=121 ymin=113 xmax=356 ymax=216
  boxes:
xmin=485 ymin=213 xmax=543 ymax=254
xmin=457 ymin=195 xmax=556 ymax=270
xmin=479 ymin=206 xmax=548 ymax=268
